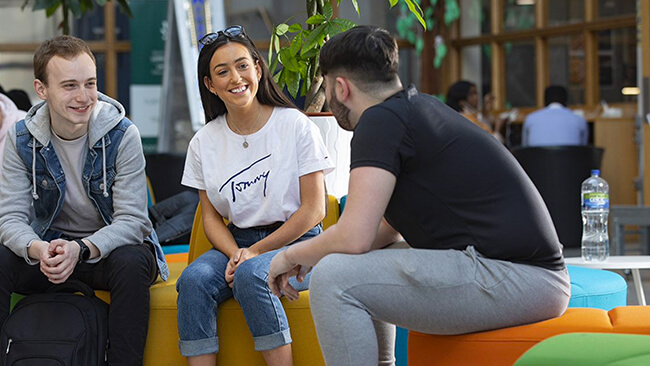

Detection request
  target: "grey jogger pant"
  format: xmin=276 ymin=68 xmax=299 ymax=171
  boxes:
xmin=308 ymin=244 xmax=571 ymax=366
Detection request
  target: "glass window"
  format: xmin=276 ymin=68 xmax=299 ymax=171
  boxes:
xmin=73 ymin=3 xmax=130 ymax=41
xmin=505 ymin=40 xmax=536 ymax=107
xmin=461 ymin=44 xmax=492 ymax=99
xmin=398 ymin=48 xmax=422 ymax=90
xmin=503 ymin=0 xmax=535 ymax=32
xmin=598 ymin=27 xmax=637 ymax=103
xmin=548 ymin=0 xmax=584 ymax=26
xmin=460 ymin=0 xmax=491 ymax=37
xmin=549 ymin=34 xmax=586 ymax=105
xmin=598 ymin=0 xmax=635 ymax=19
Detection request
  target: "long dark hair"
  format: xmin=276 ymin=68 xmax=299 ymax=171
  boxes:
xmin=197 ymin=30 xmax=295 ymax=122
xmin=446 ymin=80 xmax=475 ymax=112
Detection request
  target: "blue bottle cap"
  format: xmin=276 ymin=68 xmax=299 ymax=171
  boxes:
xmin=591 ymin=169 xmax=600 ymax=176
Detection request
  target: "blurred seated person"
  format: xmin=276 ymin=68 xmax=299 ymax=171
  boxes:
xmin=446 ymin=80 xmax=505 ymax=142
xmin=5 ymin=89 xmax=33 ymax=113
xmin=0 ymin=92 xmax=27 ymax=181
xmin=522 ymin=85 xmax=588 ymax=147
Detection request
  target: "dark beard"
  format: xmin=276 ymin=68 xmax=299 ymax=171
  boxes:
xmin=328 ymin=95 xmax=353 ymax=131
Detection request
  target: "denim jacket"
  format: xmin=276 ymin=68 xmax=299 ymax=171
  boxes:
xmin=0 ymin=93 xmax=168 ymax=280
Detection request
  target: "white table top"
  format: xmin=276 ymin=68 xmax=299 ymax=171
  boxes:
xmin=565 ymin=256 xmax=650 ymax=269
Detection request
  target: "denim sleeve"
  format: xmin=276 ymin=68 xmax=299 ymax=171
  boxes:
xmin=85 ymin=125 xmax=153 ymax=260
xmin=0 ymin=127 xmax=41 ymax=264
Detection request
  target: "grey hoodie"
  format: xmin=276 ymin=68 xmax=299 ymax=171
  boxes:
xmin=0 ymin=92 xmax=156 ymax=266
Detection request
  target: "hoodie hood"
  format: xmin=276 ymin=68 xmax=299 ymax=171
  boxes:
xmin=23 ymin=92 xmax=125 ymax=200
xmin=0 ymin=93 xmax=27 ymax=181
xmin=0 ymin=93 xmax=26 ymax=145
xmin=23 ymin=92 xmax=126 ymax=148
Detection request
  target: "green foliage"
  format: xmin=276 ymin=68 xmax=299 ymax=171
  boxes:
xmin=22 ymin=0 xmax=132 ymax=35
xmin=395 ymin=0 xmax=460 ymax=69
xmin=270 ymin=0 xmax=426 ymax=104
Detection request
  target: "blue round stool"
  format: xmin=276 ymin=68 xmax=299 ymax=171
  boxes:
xmin=567 ymin=265 xmax=627 ymax=310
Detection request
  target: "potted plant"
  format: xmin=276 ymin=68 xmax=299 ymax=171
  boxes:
xmin=267 ymin=0 xmax=426 ymax=197
xmin=269 ymin=0 xmax=426 ymax=113
xmin=22 ymin=0 xmax=132 ymax=35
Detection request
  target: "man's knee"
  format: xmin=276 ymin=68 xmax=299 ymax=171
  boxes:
xmin=310 ymin=253 xmax=352 ymax=296
xmin=105 ymin=244 xmax=155 ymax=280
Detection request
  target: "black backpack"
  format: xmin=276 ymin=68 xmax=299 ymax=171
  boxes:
xmin=0 ymin=281 xmax=109 ymax=366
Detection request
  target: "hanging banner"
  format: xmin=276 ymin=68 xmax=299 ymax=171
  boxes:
xmin=130 ymin=0 xmax=168 ymax=153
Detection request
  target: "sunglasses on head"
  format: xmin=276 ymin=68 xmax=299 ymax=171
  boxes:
xmin=198 ymin=25 xmax=246 ymax=48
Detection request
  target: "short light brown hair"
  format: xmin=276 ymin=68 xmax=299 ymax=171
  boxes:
xmin=33 ymin=35 xmax=96 ymax=85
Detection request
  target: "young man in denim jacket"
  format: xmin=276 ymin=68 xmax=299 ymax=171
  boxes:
xmin=0 ymin=35 xmax=169 ymax=365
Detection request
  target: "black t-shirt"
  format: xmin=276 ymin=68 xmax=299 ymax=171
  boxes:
xmin=350 ymin=85 xmax=564 ymax=270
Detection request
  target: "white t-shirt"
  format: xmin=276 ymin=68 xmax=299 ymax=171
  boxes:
xmin=182 ymin=107 xmax=334 ymax=229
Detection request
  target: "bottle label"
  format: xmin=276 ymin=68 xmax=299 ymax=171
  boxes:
xmin=583 ymin=193 xmax=609 ymax=209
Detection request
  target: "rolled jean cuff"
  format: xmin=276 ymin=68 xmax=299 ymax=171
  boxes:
xmin=179 ymin=336 xmax=219 ymax=357
xmin=254 ymin=329 xmax=292 ymax=351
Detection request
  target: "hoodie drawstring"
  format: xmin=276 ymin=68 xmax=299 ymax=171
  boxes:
xmin=31 ymin=137 xmax=108 ymax=200
xmin=31 ymin=138 xmax=39 ymax=200
xmin=102 ymin=136 xmax=108 ymax=197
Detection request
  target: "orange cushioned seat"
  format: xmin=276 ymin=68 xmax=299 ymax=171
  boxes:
xmin=408 ymin=306 xmax=650 ymax=366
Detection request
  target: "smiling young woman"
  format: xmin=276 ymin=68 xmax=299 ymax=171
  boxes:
xmin=175 ymin=26 xmax=334 ymax=366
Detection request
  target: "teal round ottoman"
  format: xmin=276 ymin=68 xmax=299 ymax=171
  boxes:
xmin=567 ymin=265 xmax=627 ymax=310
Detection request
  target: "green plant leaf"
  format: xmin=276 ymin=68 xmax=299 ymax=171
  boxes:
xmin=289 ymin=33 xmax=302 ymax=56
xmin=269 ymin=55 xmax=279 ymax=75
xmin=288 ymin=23 xmax=303 ymax=32
xmin=275 ymin=23 xmax=289 ymax=36
xmin=444 ymin=0 xmax=460 ymax=26
xmin=32 ymin=0 xmax=58 ymax=11
xmin=306 ymin=14 xmax=326 ymax=25
xmin=402 ymin=0 xmax=427 ymax=30
xmin=68 ymin=0 xmax=82 ymax=18
xmin=80 ymin=0 xmax=94 ymax=13
xmin=115 ymin=0 xmax=133 ymax=17
xmin=301 ymin=48 xmax=319 ymax=60
xmin=268 ymin=33 xmax=277 ymax=64
xmin=329 ymin=18 xmax=356 ymax=34
xmin=323 ymin=1 xmax=333 ymax=20
xmin=279 ymin=48 xmax=301 ymax=72
xmin=350 ymin=0 xmax=359 ymax=16
xmin=45 ymin=2 xmax=60 ymax=16
xmin=301 ymin=23 xmax=327 ymax=56
xmin=274 ymin=32 xmax=281 ymax=53
xmin=285 ymin=70 xmax=300 ymax=98
xmin=389 ymin=0 xmax=398 ymax=7
xmin=415 ymin=37 xmax=424 ymax=54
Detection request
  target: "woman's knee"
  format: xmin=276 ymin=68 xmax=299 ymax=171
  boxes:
xmin=232 ymin=258 xmax=267 ymax=288
xmin=177 ymin=263 xmax=219 ymax=294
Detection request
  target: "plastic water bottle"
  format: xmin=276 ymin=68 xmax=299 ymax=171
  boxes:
xmin=581 ymin=169 xmax=610 ymax=261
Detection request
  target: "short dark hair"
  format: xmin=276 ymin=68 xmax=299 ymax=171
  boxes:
xmin=33 ymin=35 xmax=95 ymax=85
xmin=319 ymin=25 xmax=399 ymax=91
xmin=197 ymin=28 xmax=295 ymax=122
xmin=445 ymin=80 xmax=475 ymax=112
xmin=544 ymin=85 xmax=568 ymax=106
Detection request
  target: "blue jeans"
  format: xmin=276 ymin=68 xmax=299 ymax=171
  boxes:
xmin=176 ymin=224 xmax=321 ymax=356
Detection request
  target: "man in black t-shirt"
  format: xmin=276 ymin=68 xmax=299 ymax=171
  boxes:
xmin=269 ymin=26 xmax=570 ymax=366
